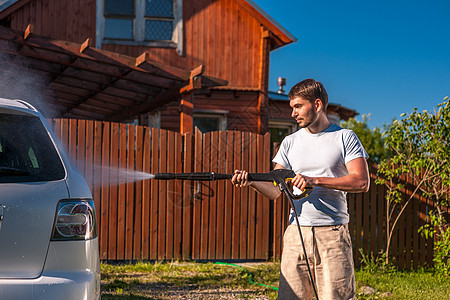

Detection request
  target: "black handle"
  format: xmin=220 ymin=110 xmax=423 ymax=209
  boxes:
xmin=247 ymin=173 xmax=273 ymax=182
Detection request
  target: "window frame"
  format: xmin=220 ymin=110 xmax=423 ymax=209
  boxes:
xmin=96 ymin=0 xmax=183 ymax=55
xmin=193 ymin=110 xmax=229 ymax=133
xmin=268 ymin=120 xmax=298 ymax=144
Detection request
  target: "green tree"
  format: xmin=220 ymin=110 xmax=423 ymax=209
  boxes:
xmin=376 ymin=97 xmax=450 ymax=266
xmin=340 ymin=114 xmax=388 ymax=164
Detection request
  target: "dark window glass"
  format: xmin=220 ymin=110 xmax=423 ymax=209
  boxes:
xmin=104 ymin=18 xmax=134 ymax=39
xmin=269 ymin=127 xmax=290 ymax=144
xmin=0 ymin=114 xmax=65 ymax=183
xmin=104 ymin=0 xmax=134 ymax=16
xmin=145 ymin=0 xmax=173 ymax=17
xmin=194 ymin=117 xmax=220 ymax=133
xmin=145 ymin=20 xmax=173 ymax=40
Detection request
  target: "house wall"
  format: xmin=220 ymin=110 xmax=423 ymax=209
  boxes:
xmin=7 ymin=0 xmax=264 ymax=89
xmin=160 ymin=89 xmax=261 ymax=133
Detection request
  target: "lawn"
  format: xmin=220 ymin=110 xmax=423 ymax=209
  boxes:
xmin=101 ymin=261 xmax=450 ymax=299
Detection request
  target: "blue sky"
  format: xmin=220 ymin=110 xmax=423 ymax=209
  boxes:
xmin=255 ymin=0 xmax=450 ymax=129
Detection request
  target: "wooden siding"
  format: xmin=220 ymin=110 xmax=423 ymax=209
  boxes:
xmin=49 ymin=118 xmax=441 ymax=268
xmin=160 ymin=90 xmax=261 ymax=133
xmin=8 ymin=0 xmax=266 ymax=89
xmin=268 ymin=99 xmax=293 ymax=120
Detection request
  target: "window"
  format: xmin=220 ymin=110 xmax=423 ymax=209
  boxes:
xmin=0 ymin=114 xmax=65 ymax=183
xmin=193 ymin=111 xmax=228 ymax=133
xmin=269 ymin=120 xmax=298 ymax=144
xmin=97 ymin=0 xmax=183 ymax=54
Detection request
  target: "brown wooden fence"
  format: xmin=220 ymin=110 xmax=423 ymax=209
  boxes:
xmin=49 ymin=118 xmax=439 ymax=268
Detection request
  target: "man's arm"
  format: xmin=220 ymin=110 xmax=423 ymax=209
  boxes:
xmin=231 ymin=164 xmax=286 ymax=200
xmin=291 ymin=157 xmax=370 ymax=193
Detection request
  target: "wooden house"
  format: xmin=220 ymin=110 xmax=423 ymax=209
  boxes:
xmin=0 ymin=0 xmax=355 ymax=136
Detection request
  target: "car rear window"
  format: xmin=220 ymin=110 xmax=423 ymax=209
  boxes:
xmin=0 ymin=113 xmax=65 ymax=183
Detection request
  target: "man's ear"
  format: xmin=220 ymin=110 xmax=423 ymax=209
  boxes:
xmin=314 ymin=98 xmax=323 ymax=112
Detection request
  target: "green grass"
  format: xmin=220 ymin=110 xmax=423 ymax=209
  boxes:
xmin=355 ymin=268 xmax=450 ymax=300
xmin=101 ymin=261 xmax=450 ymax=299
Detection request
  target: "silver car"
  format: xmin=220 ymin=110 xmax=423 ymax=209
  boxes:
xmin=0 ymin=98 xmax=100 ymax=299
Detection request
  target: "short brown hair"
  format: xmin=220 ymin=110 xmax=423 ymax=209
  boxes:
xmin=288 ymin=79 xmax=328 ymax=110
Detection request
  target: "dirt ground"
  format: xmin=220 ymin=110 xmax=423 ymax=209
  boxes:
xmin=101 ymin=262 xmax=278 ymax=299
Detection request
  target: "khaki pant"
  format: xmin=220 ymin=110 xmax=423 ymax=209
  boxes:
xmin=278 ymin=224 xmax=355 ymax=300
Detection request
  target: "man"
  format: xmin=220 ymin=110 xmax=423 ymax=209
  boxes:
xmin=231 ymin=79 xmax=370 ymax=299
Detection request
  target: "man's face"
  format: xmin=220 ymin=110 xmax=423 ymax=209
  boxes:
xmin=289 ymin=97 xmax=319 ymax=128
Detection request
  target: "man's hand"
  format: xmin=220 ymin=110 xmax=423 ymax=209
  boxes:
xmin=291 ymin=173 xmax=315 ymax=191
xmin=231 ymin=169 xmax=253 ymax=187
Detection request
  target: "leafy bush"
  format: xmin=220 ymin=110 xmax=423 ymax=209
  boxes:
xmin=433 ymin=225 xmax=450 ymax=277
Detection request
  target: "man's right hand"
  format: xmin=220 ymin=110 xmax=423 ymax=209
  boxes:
xmin=231 ymin=169 xmax=253 ymax=187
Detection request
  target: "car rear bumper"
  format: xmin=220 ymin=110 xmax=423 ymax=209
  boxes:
xmin=0 ymin=238 xmax=100 ymax=300
xmin=0 ymin=271 xmax=100 ymax=299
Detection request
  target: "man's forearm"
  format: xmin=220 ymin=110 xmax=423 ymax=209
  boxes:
xmin=249 ymin=181 xmax=282 ymax=200
xmin=310 ymin=174 xmax=370 ymax=193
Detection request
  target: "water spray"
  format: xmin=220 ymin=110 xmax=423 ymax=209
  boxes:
xmin=153 ymin=168 xmax=319 ymax=299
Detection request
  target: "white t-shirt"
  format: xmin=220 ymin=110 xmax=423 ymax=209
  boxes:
xmin=273 ymin=124 xmax=368 ymax=226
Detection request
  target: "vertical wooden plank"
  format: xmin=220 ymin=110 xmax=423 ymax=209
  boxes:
xmin=192 ymin=128 xmax=202 ymax=259
xmin=398 ymin=174 xmax=406 ymax=269
xmin=262 ymin=132 xmax=271 ymax=259
xmin=412 ymin=177 xmax=420 ymax=269
xmin=165 ymin=130 xmax=175 ymax=259
xmin=239 ymin=132 xmax=249 ymax=259
xmin=52 ymin=119 xmax=61 ymax=142
xmin=133 ymin=126 xmax=144 ymax=259
xmin=232 ymin=131 xmax=242 ymax=259
xmin=405 ymin=174 xmax=413 ymax=269
xmin=273 ymin=194 xmax=283 ymax=259
xmin=355 ymin=192 xmax=363 ymax=267
xmin=272 ymin=134 xmax=283 ymax=260
xmin=208 ymin=131 xmax=218 ymax=259
xmin=255 ymin=133 xmax=264 ymax=259
xmin=117 ymin=123 xmax=127 ymax=260
xmin=363 ymin=189 xmax=370 ymax=258
xmin=69 ymin=119 xmax=78 ymax=162
xmin=158 ymin=129 xmax=167 ymax=259
xmin=61 ymin=119 xmax=70 ymax=155
xmin=391 ymin=202 xmax=399 ymax=268
xmin=200 ymin=132 xmax=211 ymax=259
xmin=108 ymin=122 xmax=119 ymax=260
xmin=182 ymin=132 xmax=193 ymax=260
xmin=76 ymin=119 xmax=86 ymax=174
xmin=370 ymin=168 xmax=377 ymax=257
xmin=223 ymin=131 xmax=234 ymax=259
xmin=84 ymin=120 xmax=94 ymax=192
xmin=150 ymin=128 xmax=159 ymax=260
xmin=173 ymin=132 xmax=183 ymax=259
xmin=141 ymin=127 xmax=151 ymax=260
xmin=100 ymin=121 xmax=110 ymax=260
xmin=92 ymin=121 xmax=103 ymax=254
xmin=425 ymin=198 xmax=434 ymax=267
xmin=348 ymin=193 xmax=355 ymax=257
xmin=377 ymin=180 xmax=385 ymax=258
xmin=247 ymin=132 xmax=257 ymax=259
xmin=125 ymin=125 xmax=135 ymax=260
xmin=216 ymin=131 xmax=226 ymax=259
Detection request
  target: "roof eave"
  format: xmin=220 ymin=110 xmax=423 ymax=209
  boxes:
xmin=235 ymin=0 xmax=297 ymax=48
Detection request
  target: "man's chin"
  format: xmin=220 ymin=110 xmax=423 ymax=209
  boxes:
xmin=297 ymin=121 xmax=310 ymax=128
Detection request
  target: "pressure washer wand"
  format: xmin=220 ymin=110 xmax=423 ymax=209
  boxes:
xmin=154 ymin=169 xmax=310 ymax=200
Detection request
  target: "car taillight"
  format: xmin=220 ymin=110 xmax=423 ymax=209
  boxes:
xmin=51 ymin=199 xmax=97 ymax=241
